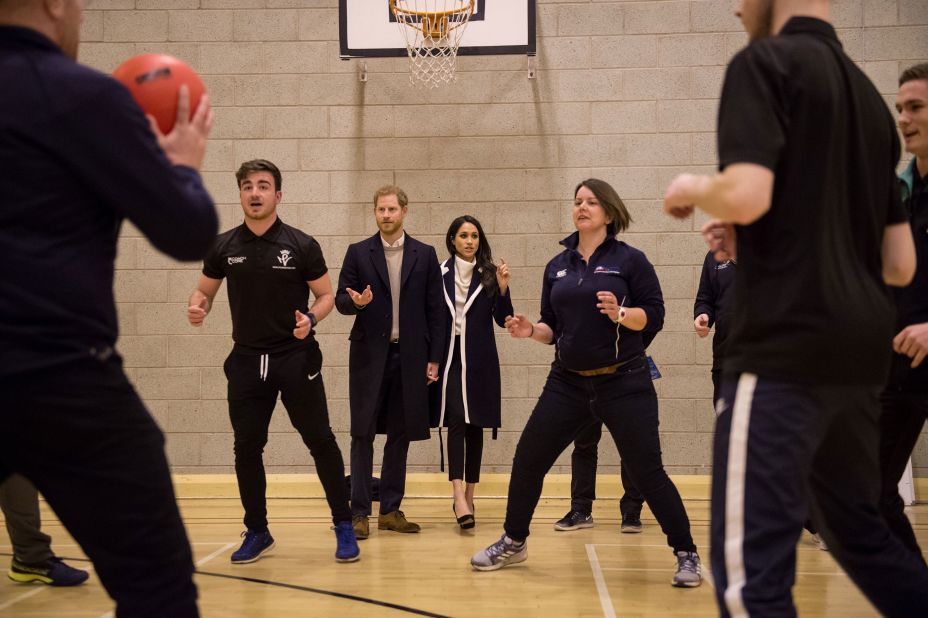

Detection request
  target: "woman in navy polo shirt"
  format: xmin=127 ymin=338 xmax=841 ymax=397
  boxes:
xmin=470 ymin=179 xmax=701 ymax=588
xmin=431 ymin=215 xmax=512 ymax=529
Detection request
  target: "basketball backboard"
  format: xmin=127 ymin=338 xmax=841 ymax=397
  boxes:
xmin=339 ymin=0 xmax=536 ymax=59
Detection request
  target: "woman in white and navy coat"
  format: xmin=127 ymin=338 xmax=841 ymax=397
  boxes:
xmin=431 ymin=215 xmax=512 ymax=529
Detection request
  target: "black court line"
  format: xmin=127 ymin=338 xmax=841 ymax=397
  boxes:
xmin=195 ymin=570 xmax=450 ymax=617
xmin=0 ymin=553 xmax=449 ymax=618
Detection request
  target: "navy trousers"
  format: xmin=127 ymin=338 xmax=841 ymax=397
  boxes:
xmin=712 ymin=374 xmax=928 ymax=617
xmin=504 ymin=359 xmax=695 ymax=552
xmin=0 ymin=357 xmax=197 ymax=617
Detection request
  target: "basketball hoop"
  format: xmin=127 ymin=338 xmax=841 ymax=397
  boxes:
xmin=390 ymin=0 xmax=475 ymax=88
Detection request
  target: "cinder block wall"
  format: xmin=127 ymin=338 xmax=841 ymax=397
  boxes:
xmin=79 ymin=0 xmax=928 ymax=476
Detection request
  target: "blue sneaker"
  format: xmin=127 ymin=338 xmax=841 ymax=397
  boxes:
xmin=9 ymin=556 xmax=89 ymax=586
xmin=230 ymin=529 xmax=275 ymax=564
xmin=334 ymin=520 xmax=360 ymax=563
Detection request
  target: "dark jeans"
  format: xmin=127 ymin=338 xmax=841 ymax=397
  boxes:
xmin=569 ymin=417 xmax=643 ymax=517
xmin=712 ymin=375 xmax=928 ymax=618
xmin=879 ymin=388 xmax=928 ymax=562
xmin=504 ymin=359 xmax=695 ymax=553
xmin=350 ymin=342 xmax=410 ymax=516
xmin=225 ymin=343 xmax=351 ymax=529
xmin=446 ymin=338 xmax=483 ymax=483
xmin=0 ymin=473 xmax=52 ymax=564
xmin=0 ymin=357 xmax=197 ymax=617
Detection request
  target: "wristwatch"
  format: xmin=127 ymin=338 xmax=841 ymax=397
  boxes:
xmin=307 ymin=312 xmax=318 ymax=331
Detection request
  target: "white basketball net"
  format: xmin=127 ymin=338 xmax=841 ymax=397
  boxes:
xmin=390 ymin=0 xmax=475 ymax=88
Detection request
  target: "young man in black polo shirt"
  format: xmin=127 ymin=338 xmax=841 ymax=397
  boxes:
xmin=188 ymin=159 xmax=359 ymax=565
xmin=880 ymin=62 xmax=928 ymax=563
xmin=663 ymin=1 xmax=928 ymax=615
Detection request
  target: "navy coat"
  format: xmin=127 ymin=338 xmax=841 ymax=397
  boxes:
xmin=429 ymin=257 xmax=513 ymax=430
xmin=336 ymin=233 xmax=445 ymax=441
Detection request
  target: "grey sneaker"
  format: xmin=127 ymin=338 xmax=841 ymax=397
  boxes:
xmin=621 ymin=512 xmax=643 ymax=534
xmin=470 ymin=535 xmax=527 ymax=571
xmin=553 ymin=510 xmax=593 ymax=531
xmin=672 ymin=551 xmax=702 ymax=587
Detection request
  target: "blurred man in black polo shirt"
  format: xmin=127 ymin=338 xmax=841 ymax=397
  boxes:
xmin=880 ymin=62 xmax=928 ymax=564
xmin=663 ymin=0 xmax=928 ymax=615
xmin=0 ymin=0 xmax=216 ymax=614
xmin=187 ymin=159 xmax=359 ymax=565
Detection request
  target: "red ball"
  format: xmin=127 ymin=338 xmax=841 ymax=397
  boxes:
xmin=112 ymin=54 xmax=206 ymax=135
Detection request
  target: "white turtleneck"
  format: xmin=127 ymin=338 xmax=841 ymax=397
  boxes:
xmin=454 ymin=255 xmax=477 ymax=335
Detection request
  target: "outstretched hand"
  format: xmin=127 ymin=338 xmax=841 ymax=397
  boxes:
xmin=346 ymin=285 xmax=373 ymax=308
xmin=504 ymin=314 xmax=533 ymax=339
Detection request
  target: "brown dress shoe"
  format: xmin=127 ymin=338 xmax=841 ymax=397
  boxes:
xmin=352 ymin=515 xmax=369 ymax=540
xmin=377 ymin=510 xmax=421 ymax=533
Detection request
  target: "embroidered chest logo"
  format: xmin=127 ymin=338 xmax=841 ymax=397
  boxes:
xmin=716 ymin=260 xmax=732 ymax=270
xmin=273 ymin=249 xmax=296 ymax=270
xmin=228 ymin=256 xmax=246 ymax=265
xmin=556 ymin=269 xmax=568 ymax=279
xmin=593 ymin=266 xmax=621 ymax=275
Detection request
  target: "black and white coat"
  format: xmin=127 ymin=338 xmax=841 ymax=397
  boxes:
xmin=429 ymin=257 xmax=513 ymax=429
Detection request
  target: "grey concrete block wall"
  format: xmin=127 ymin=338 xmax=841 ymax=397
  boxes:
xmin=79 ymin=0 xmax=928 ymax=477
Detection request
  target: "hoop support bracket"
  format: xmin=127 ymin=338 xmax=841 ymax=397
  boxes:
xmin=527 ymin=55 xmax=536 ymax=80
xmin=358 ymin=60 xmax=368 ymax=83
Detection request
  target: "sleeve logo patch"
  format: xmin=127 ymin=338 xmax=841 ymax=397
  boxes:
xmin=228 ymin=256 xmax=246 ymax=265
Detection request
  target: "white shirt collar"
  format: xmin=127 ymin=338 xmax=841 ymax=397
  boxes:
xmin=381 ymin=232 xmax=406 ymax=248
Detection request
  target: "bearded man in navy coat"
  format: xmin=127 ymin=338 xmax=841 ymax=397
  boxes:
xmin=336 ymin=185 xmax=445 ymax=539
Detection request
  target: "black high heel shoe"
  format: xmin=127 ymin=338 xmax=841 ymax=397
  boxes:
xmin=453 ymin=503 xmax=475 ymax=529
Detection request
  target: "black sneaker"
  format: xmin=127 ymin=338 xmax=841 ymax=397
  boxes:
xmin=621 ymin=512 xmax=643 ymax=534
xmin=553 ymin=510 xmax=593 ymax=531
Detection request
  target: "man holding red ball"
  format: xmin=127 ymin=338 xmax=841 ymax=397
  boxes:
xmin=0 ymin=0 xmax=216 ymax=616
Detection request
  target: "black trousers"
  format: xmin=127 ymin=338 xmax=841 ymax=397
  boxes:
xmin=504 ymin=359 xmax=695 ymax=552
xmin=445 ymin=337 xmax=483 ymax=483
xmin=0 ymin=357 xmax=197 ymax=617
xmin=226 ymin=344 xmax=351 ymax=529
xmin=350 ymin=342 xmax=410 ymax=516
xmin=569 ymin=418 xmax=644 ymax=517
xmin=712 ymin=374 xmax=928 ymax=618
xmin=879 ymin=388 xmax=928 ymax=562
xmin=0 ymin=474 xmax=52 ymax=565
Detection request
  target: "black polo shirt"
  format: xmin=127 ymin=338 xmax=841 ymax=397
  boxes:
xmin=0 ymin=26 xmax=216 ymax=379
xmin=204 ymin=218 xmax=327 ymax=354
xmin=889 ymin=160 xmax=928 ymax=392
xmin=717 ymin=17 xmax=905 ymax=385
xmin=694 ymin=253 xmax=736 ymax=371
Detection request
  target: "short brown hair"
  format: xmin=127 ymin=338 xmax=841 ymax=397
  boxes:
xmin=899 ymin=63 xmax=928 ymax=87
xmin=235 ymin=159 xmax=281 ymax=191
xmin=574 ymin=178 xmax=632 ymax=235
xmin=373 ymin=185 xmax=408 ymax=208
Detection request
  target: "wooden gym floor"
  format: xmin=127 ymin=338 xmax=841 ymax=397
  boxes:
xmin=2 ymin=475 xmax=926 ymax=617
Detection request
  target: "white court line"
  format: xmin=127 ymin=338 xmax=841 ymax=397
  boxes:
xmin=585 ymin=544 xmax=617 ymax=618
xmin=0 ymin=586 xmax=50 ymax=612
xmin=196 ymin=541 xmax=237 ymax=567
xmin=96 ymin=542 xmax=236 ymax=618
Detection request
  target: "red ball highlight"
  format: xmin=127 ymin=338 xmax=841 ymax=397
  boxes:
xmin=112 ymin=54 xmax=205 ymax=134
